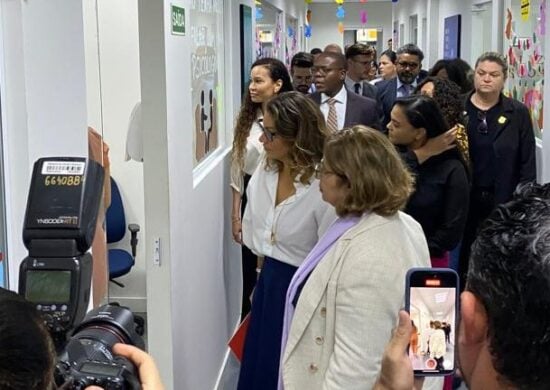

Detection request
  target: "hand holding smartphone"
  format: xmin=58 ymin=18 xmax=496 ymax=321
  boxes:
xmin=405 ymin=268 xmax=459 ymax=376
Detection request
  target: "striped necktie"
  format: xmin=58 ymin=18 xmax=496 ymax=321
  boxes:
xmin=326 ymin=98 xmax=338 ymax=133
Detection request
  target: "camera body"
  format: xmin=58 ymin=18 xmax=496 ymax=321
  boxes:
xmin=18 ymin=157 xmax=144 ymax=390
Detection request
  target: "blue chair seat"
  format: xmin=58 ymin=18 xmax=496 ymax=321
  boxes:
xmin=108 ymin=249 xmax=135 ymax=279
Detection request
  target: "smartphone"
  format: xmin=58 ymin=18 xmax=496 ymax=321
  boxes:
xmin=405 ymin=268 xmax=459 ymax=376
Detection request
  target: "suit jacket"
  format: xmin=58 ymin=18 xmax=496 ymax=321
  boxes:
xmin=468 ymin=93 xmax=536 ymax=204
xmin=375 ymin=77 xmax=398 ymax=130
xmin=309 ymin=89 xmax=381 ymax=131
xmin=376 ymin=73 xmax=428 ymax=130
xmin=282 ymin=212 xmax=430 ymax=390
xmin=345 ymin=76 xmax=378 ymax=100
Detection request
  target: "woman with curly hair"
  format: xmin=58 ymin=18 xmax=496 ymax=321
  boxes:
xmin=230 ymin=58 xmax=293 ymax=319
xmin=238 ymin=92 xmax=335 ymax=390
xmin=416 ymin=76 xmax=470 ymax=164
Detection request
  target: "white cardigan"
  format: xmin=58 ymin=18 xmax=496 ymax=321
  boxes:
xmin=282 ymin=211 xmax=431 ymax=390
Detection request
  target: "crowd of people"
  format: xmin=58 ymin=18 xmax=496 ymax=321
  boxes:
xmin=231 ymin=40 xmax=540 ymax=390
xmin=0 ymin=40 xmax=547 ymax=390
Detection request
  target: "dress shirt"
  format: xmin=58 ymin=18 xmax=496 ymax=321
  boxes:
xmin=243 ymin=161 xmax=336 ymax=267
xmin=396 ymin=77 xmax=416 ymax=98
xmin=230 ymin=111 xmax=264 ymax=193
xmin=344 ymin=76 xmax=362 ymax=95
xmin=319 ymin=86 xmax=347 ymax=131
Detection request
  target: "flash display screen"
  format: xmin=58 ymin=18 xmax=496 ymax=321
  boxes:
xmin=25 ymin=270 xmax=71 ymax=303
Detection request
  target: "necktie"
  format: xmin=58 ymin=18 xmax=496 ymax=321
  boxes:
xmin=354 ymin=83 xmax=361 ymax=95
xmin=401 ymin=84 xmax=411 ymax=97
xmin=326 ymin=98 xmax=338 ymax=133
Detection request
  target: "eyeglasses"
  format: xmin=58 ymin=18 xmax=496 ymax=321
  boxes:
xmin=311 ymin=66 xmax=343 ymax=75
xmin=352 ymin=58 xmax=372 ymax=67
xmin=257 ymin=119 xmax=277 ymax=142
xmin=477 ymin=111 xmax=488 ymax=134
xmin=397 ymin=61 xmax=419 ymax=70
xmin=314 ymin=160 xmax=346 ymax=180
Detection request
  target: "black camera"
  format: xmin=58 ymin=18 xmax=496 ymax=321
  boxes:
xmin=18 ymin=157 xmax=144 ymax=389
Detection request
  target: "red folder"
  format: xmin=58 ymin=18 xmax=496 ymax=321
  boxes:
xmin=228 ymin=313 xmax=250 ymax=362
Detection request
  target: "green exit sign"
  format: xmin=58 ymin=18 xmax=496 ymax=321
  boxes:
xmin=171 ymin=4 xmax=185 ymax=36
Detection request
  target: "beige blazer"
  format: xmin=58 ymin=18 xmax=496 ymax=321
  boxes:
xmin=282 ymin=212 xmax=430 ymax=390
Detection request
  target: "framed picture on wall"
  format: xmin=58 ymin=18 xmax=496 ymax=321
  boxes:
xmin=240 ymin=5 xmax=254 ymax=98
xmin=443 ymin=15 xmax=461 ymax=59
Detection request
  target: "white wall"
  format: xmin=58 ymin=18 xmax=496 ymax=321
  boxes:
xmin=83 ymin=0 xmax=146 ymax=311
xmin=1 ymin=0 xmax=89 ymax=290
xmin=307 ymin=2 xmax=393 ymax=52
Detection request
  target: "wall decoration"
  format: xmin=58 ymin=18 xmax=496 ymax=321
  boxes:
xmin=190 ymin=0 xmax=224 ymax=167
xmin=443 ymin=14 xmax=461 ymax=59
xmin=504 ymin=0 xmax=545 ymax=137
xmin=240 ymin=5 xmax=254 ymax=97
xmin=285 ymin=16 xmax=299 ymax=68
xmin=336 ymin=5 xmax=345 ymax=19
xmin=360 ymin=9 xmax=368 ymax=25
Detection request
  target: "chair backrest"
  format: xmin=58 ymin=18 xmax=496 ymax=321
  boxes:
xmin=106 ymin=177 xmax=126 ymax=244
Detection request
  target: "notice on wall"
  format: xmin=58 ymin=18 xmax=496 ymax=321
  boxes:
xmin=190 ymin=0 xmax=224 ymax=167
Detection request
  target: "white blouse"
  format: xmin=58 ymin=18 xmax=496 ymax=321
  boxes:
xmin=242 ymin=161 xmax=337 ymax=267
xmin=230 ymin=113 xmax=264 ymax=194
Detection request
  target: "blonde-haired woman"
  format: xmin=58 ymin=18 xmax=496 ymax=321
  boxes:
xmin=280 ymin=126 xmax=431 ymax=389
xmin=231 ymin=58 xmax=293 ymax=319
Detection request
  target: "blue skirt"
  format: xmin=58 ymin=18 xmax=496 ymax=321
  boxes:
xmin=237 ymin=257 xmax=298 ymax=390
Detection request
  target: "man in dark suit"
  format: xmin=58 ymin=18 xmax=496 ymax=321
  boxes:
xmin=309 ymin=52 xmax=380 ymax=131
xmin=344 ymin=43 xmax=378 ymax=100
xmin=376 ymin=43 xmax=427 ymax=129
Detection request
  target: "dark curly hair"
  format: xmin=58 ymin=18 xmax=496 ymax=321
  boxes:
xmin=231 ymin=58 xmax=293 ymax=172
xmin=415 ymin=76 xmax=465 ymax=128
xmin=467 ymin=183 xmax=550 ymax=389
xmin=428 ymin=59 xmax=473 ymax=94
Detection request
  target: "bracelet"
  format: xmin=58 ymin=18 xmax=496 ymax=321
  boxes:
xmin=232 ymin=216 xmax=240 ymax=222
xmin=256 ymin=268 xmax=262 ymax=273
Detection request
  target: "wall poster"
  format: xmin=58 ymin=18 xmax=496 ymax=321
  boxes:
xmin=443 ymin=15 xmax=461 ymax=59
xmin=190 ymin=0 xmax=225 ymax=167
xmin=504 ymin=0 xmax=545 ymax=137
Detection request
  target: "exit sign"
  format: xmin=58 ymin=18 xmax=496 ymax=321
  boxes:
xmin=171 ymin=4 xmax=185 ymax=36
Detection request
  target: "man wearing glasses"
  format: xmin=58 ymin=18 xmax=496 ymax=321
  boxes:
xmin=376 ymin=43 xmax=427 ymax=128
xmin=459 ymin=52 xmax=536 ymax=289
xmin=309 ymin=52 xmax=380 ymax=132
xmin=344 ymin=43 xmax=378 ymax=100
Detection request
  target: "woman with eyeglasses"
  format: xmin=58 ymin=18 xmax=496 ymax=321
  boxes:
xmin=237 ymin=91 xmax=336 ymax=390
xmin=279 ymin=126 xmax=430 ymax=389
xmin=231 ymin=58 xmax=293 ymax=320
xmin=387 ymin=95 xmax=469 ymax=268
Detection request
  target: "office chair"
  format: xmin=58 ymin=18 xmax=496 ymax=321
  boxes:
xmin=106 ymin=177 xmax=140 ymax=288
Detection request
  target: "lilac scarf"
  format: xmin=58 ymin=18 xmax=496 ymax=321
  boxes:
xmin=278 ymin=216 xmax=361 ymax=389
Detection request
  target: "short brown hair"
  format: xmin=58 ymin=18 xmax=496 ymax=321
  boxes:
xmin=345 ymin=43 xmax=374 ymax=59
xmin=323 ymin=126 xmax=414 ymax=217
xmin=475 ymin=51 xmax=508 ymax=79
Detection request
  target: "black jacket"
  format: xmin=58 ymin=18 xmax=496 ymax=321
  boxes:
xmin=466 ymin=93 xmax=536 ymax=204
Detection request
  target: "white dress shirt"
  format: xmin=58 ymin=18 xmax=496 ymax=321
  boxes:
xmin=230 ymin=111 xmax=264 ymax=193
xmin=319 ymin=86 xmax=347 ymax=131
xmin=243 ymin=160 xmax=336 ymax=267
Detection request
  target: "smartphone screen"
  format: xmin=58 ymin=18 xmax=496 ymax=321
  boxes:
xmin=405 ymin=268 xmax=459 ymax=376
